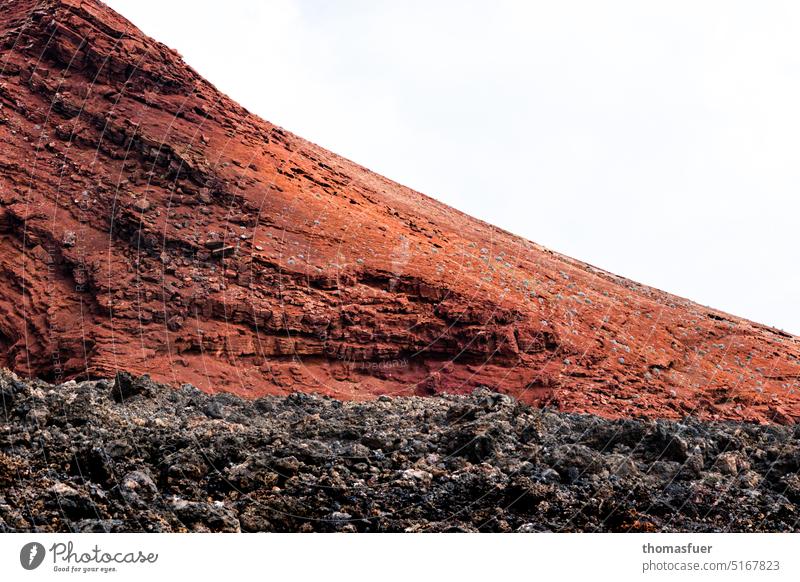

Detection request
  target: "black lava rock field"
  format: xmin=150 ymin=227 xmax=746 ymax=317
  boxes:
xmin=0 ymin=370 xmax=798 ymax=532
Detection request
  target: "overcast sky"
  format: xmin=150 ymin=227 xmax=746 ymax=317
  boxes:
xmin=106 ymin=0 xmax=800 ymax=335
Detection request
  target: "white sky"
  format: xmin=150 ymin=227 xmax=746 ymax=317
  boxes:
xmin=106 ymin=0 xmax=800 ymax=335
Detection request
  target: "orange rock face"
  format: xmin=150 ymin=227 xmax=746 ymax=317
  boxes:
xmin=1 ymin=0 xmax=799 ymax=423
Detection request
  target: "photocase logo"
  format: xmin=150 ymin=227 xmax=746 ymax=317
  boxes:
xmin=20 ymin=542 xmax=46 ymax=570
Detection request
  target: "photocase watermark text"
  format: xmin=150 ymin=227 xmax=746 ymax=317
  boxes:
xmin=50 ymin=541 xmax=158 ymax=565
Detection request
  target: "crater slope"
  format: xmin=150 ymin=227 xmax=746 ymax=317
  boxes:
xmin=1 ymin=0 xmax=799 ymax=423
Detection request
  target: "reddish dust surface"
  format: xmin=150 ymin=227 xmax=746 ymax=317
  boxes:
xmin=1 ymin=0 xmax=798 ymax=423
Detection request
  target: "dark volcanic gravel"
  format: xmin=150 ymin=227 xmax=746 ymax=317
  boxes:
xmin=0 ymin=370 xmax=798 ymax=532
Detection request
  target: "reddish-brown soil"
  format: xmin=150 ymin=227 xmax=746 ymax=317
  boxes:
xmin=1 ymin=0 xmax=798 ymax=424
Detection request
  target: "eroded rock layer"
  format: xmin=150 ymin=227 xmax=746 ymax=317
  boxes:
xmin=0 ymin=0 xmax=799 ymax=423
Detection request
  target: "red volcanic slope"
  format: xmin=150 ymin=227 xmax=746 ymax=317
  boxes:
xmin=0 ymin=0 xmax=799 ymax=424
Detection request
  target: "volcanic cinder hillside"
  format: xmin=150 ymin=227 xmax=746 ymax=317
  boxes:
xmin=0 ymin=0 xmax=798 ymax=424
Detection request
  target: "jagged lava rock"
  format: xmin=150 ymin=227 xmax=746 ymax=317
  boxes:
xmin=0 ymin=0 xmax=799 ymax=423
